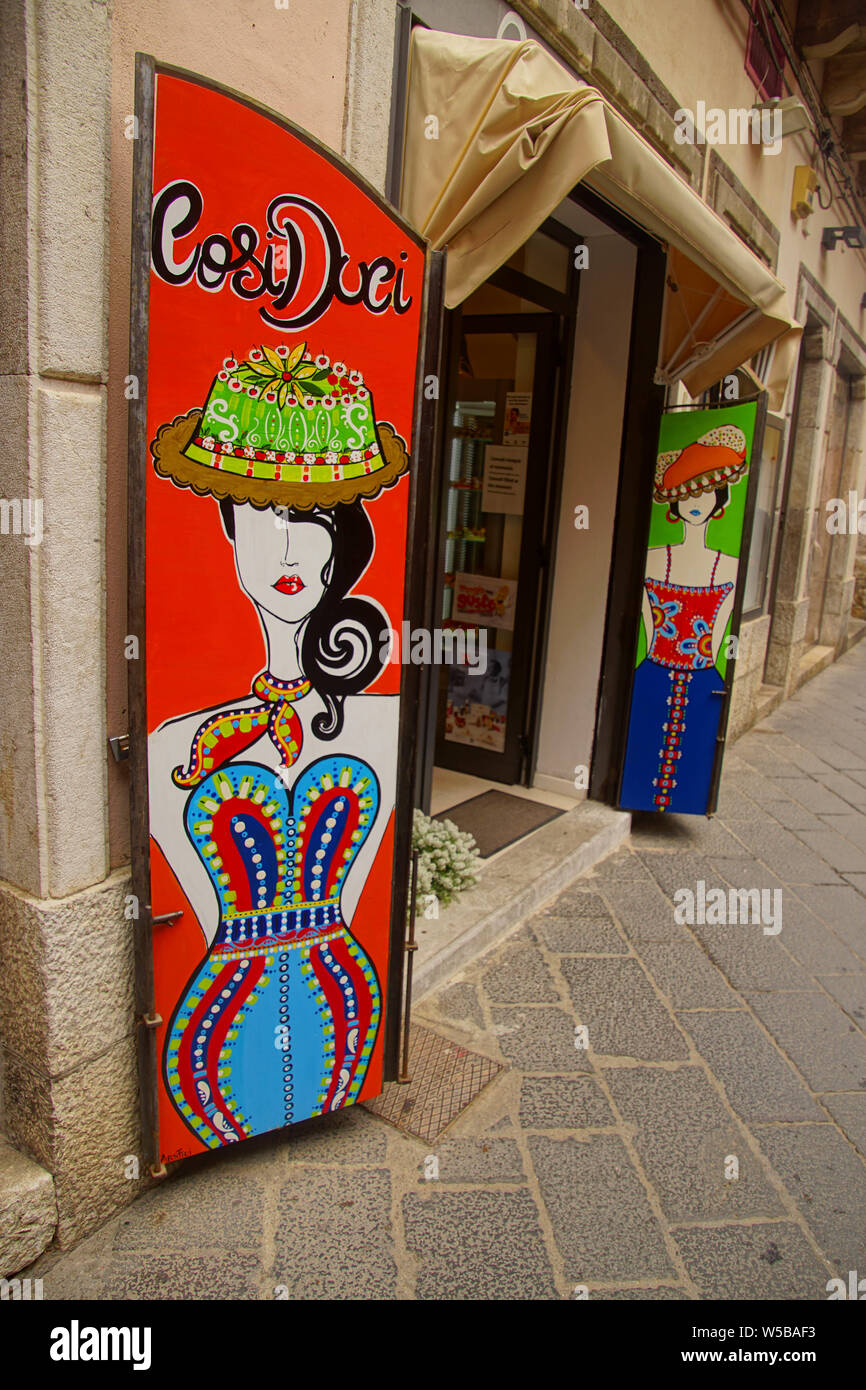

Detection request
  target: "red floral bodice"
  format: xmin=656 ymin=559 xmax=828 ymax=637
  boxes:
xmin=645 ymin=548 xmax=733 ymax=672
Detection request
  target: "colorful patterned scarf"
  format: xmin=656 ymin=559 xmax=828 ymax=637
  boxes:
xmin=172 ymin=670 xmax=311 ymax=788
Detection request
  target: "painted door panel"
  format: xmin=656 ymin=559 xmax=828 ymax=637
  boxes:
xmin=618 ymin=399 xmax=766 ymax=816
xmin=128 ymin=59 xmax=431 ymax=1166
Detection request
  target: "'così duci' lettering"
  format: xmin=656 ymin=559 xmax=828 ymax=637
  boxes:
xmin=150 ymin=180 xmax=414 ymax=330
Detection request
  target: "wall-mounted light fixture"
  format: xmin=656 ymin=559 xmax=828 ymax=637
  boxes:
xmin=751 ymin=96 xmax=810 ymax=139
xmin=822 ymin=226 xmax=866 ymax=251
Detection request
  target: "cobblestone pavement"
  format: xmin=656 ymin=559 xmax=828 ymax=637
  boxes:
xmin=28 ymin=645 xmax=866 ymax=1299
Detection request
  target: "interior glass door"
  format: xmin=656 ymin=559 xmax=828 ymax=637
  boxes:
xmin=434 ymin=314 xmax=556 ymax=784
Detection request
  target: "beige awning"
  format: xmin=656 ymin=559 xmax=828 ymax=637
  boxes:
xmin=401 ymin=28 xmax=801 ymax=408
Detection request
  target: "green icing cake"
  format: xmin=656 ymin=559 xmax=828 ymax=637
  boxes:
xmin=183 ymin=342 xmax=383 ymax=484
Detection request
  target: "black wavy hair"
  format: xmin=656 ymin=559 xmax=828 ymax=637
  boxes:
xmin=669 ymin=484 xmax=729 ymax=522
xmin=219 ymin=497 xmax=385 ymax=740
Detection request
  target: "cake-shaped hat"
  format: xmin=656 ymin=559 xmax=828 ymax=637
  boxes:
xmin=654 ymin=423 xmax=747 ymax=503
xmin=151 ymin=342 xmax=408 ymax=509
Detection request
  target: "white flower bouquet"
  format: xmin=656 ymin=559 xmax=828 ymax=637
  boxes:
xmin=410 ymin=808 xmax=481 ymax=910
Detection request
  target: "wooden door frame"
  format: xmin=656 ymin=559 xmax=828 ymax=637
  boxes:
xmin=582 ymin=193 xmax=669 ymax=808
xmin=431 ymin=311 xmax=558 ymax=786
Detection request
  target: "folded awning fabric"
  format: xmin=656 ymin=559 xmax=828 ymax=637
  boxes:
xmin=401 ymin=28 xmax=801 ymax=408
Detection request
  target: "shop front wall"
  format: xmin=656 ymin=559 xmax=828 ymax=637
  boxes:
xmin=534 ymin=231 xmax=637 ymax=798
xmin=105 ymin=0 xmax=354 ymax=871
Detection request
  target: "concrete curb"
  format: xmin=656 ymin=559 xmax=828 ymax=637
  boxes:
xmin=414 ymin=799 xmax=631 ymax=1000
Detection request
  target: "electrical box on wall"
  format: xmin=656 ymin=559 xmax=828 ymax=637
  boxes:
xmin=792 ymin=166 xmax=818 ymax=220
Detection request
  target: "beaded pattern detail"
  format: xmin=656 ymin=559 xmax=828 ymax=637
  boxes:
xmin=164 ymin=755 xmax=382 ymax=1146
xmin=651 ymin=670 xmax=691 ymax=811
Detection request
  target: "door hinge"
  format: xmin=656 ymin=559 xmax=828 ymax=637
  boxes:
xmin=109 ymin=734 xmax=130 ymax=762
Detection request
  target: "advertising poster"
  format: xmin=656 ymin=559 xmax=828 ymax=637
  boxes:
xmin=503 ymin=391 xmax=532 ymax=444
xmin=445 ymin=652 xmax=511 ymax=752
xmin=132 ymin=63 xmax=427 ymax=1164
xmin=618 ymin=403 xmax=758 ymax=815
xmin=452 ymin=572 xmax=518 ymax=630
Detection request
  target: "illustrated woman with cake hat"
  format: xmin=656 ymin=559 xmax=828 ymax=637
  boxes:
xmin=148 ymin=341 xmax=409 ymax=1148
xmin=619 ymin=423 xmax=748 ymax=815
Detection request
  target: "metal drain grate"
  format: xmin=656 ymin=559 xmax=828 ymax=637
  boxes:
xmin=363 ymin=1024 xmax=504 ymax=1144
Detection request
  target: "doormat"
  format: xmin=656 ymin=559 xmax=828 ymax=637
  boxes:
xmin=436 ymin=789 xmax=564 ymax=858
xmin=363 ymin=1024 xmax=504 ymax=1144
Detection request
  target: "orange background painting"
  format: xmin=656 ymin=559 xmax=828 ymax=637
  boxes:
xmin=144 ymin=72 xmax=426 ymax=1162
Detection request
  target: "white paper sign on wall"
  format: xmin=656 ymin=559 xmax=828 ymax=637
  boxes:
xmin=482 ymin=445 xmax=528 ymax=515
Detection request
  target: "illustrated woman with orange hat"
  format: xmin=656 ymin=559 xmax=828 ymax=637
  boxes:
xmin=619 ymin=423 xmax=748 ymax=815
xmin=147 ymin=341 xmax=408 ymax=1149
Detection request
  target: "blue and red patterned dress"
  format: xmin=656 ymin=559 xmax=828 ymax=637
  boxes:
xmin=163 ymin=739 xmax=382 ymax=1149
xmin=620 ymin=547 xmax=733 ymax=814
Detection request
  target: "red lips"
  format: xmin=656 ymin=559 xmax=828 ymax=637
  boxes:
xmin=273 ymin=575 xmax=304 ymax=595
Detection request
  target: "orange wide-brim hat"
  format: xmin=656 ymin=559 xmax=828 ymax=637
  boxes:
xmin=654 ymin=424 xmax=747 ymax=503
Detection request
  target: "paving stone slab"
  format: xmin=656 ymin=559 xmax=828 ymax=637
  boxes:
xmin=532 ymin=913 xmax=627 ymax=954
xmin=528 ymin=1134 xmax=676 ymax=1284
xmin=559 ymin=957 xmax=690 ymax=1061
xmin=421 ymin=1137 xmax=525 ymax=1184
xmin=758 ymin=743 xmax=839 ymax=779
xmin=637 ymin=852 xmax=729 ymax=899
xmin=781 ymin=779 xmax=856 ymax=815
xmin=754 ymin=1123 xmax=866 ymax=1272
xmin=711 ymin=859 xmax=787 ymax=893
xmin=596 ymin=880 xmax=686 ymax=944
xmin=604 ymin=1067 xmax=785 ymax=1223
xmin=718 ymin=823 xmax=844 ymax=884
xmin=519 ymin=1076 xmax=616 ymax=1130
xmin=692 ymin=923 xmax=816 ymax=992
xmin=726 ymin=772 xmax=803 ymax=807
xmin=93 ymin=1253 xmax=265 ymax=1301
xmin=545 ymin=888 xmax=614 ymax=918
xmin=819 ymin=813 xmax=866 ymax=851
xmin=801 ymin=740 xmax=866 ymax=772
xmin=815 ymin=974 xmax=866 ymax=1028
xmin=430 ymin=981 xmax=485 ymax=1029
xmin=796 ymin=830 xmax=866 ymax=874
xmin=630 ymin=815 xmax=752 ymax=857
xmin=590 ymin=851 xmax=654 ymax=882
xmin=776 ymin=899 xmax=866 ymax=975
xmin=815 ymin=772 xmax=866 ymax=807
xmin=637 ymin=939 xmax=741 ymax=1010
xmin=791 ymin=885 xmax=866 ymax=960
xmin=682 ymin=1011 xmax=824 ymax=1123
xmin=403 ymin=1188 xmax=558 ymax=1299
xmin=489 ymin=1006 xmax=593 ymax=1072
xmin=282 ymin=1105 xmax=389 ymax=1163
xmin=744 ymin=991 xmax=866 ymax=1092
xmin=674 ymin=1221 xmax=831 ymax=1300
xmin=273 ymin=1166 xmax=396 ymax=1300
xmin=112 ymin=1169 xmax=265 ymax=1253
xmin=819 ymin=1093 xmax=866 ymax=1160
xmin=734 ymin=742 xmax=801 ymax=778
xmin=590 ymin=1286 xmax=690 ymax=1300
xmin=481 ymin=942 xmax=561 ymax=1004
xmin=760 ymin=800 xmax=830 ymax=834
xmin=716 ymin=795 xmax=770 ymax=825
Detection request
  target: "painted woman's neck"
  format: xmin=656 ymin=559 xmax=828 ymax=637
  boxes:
xmin=680 ymin=524 xmax=713 ymax=554
xmin=261 ymin=610 xmax=305 ymax=681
